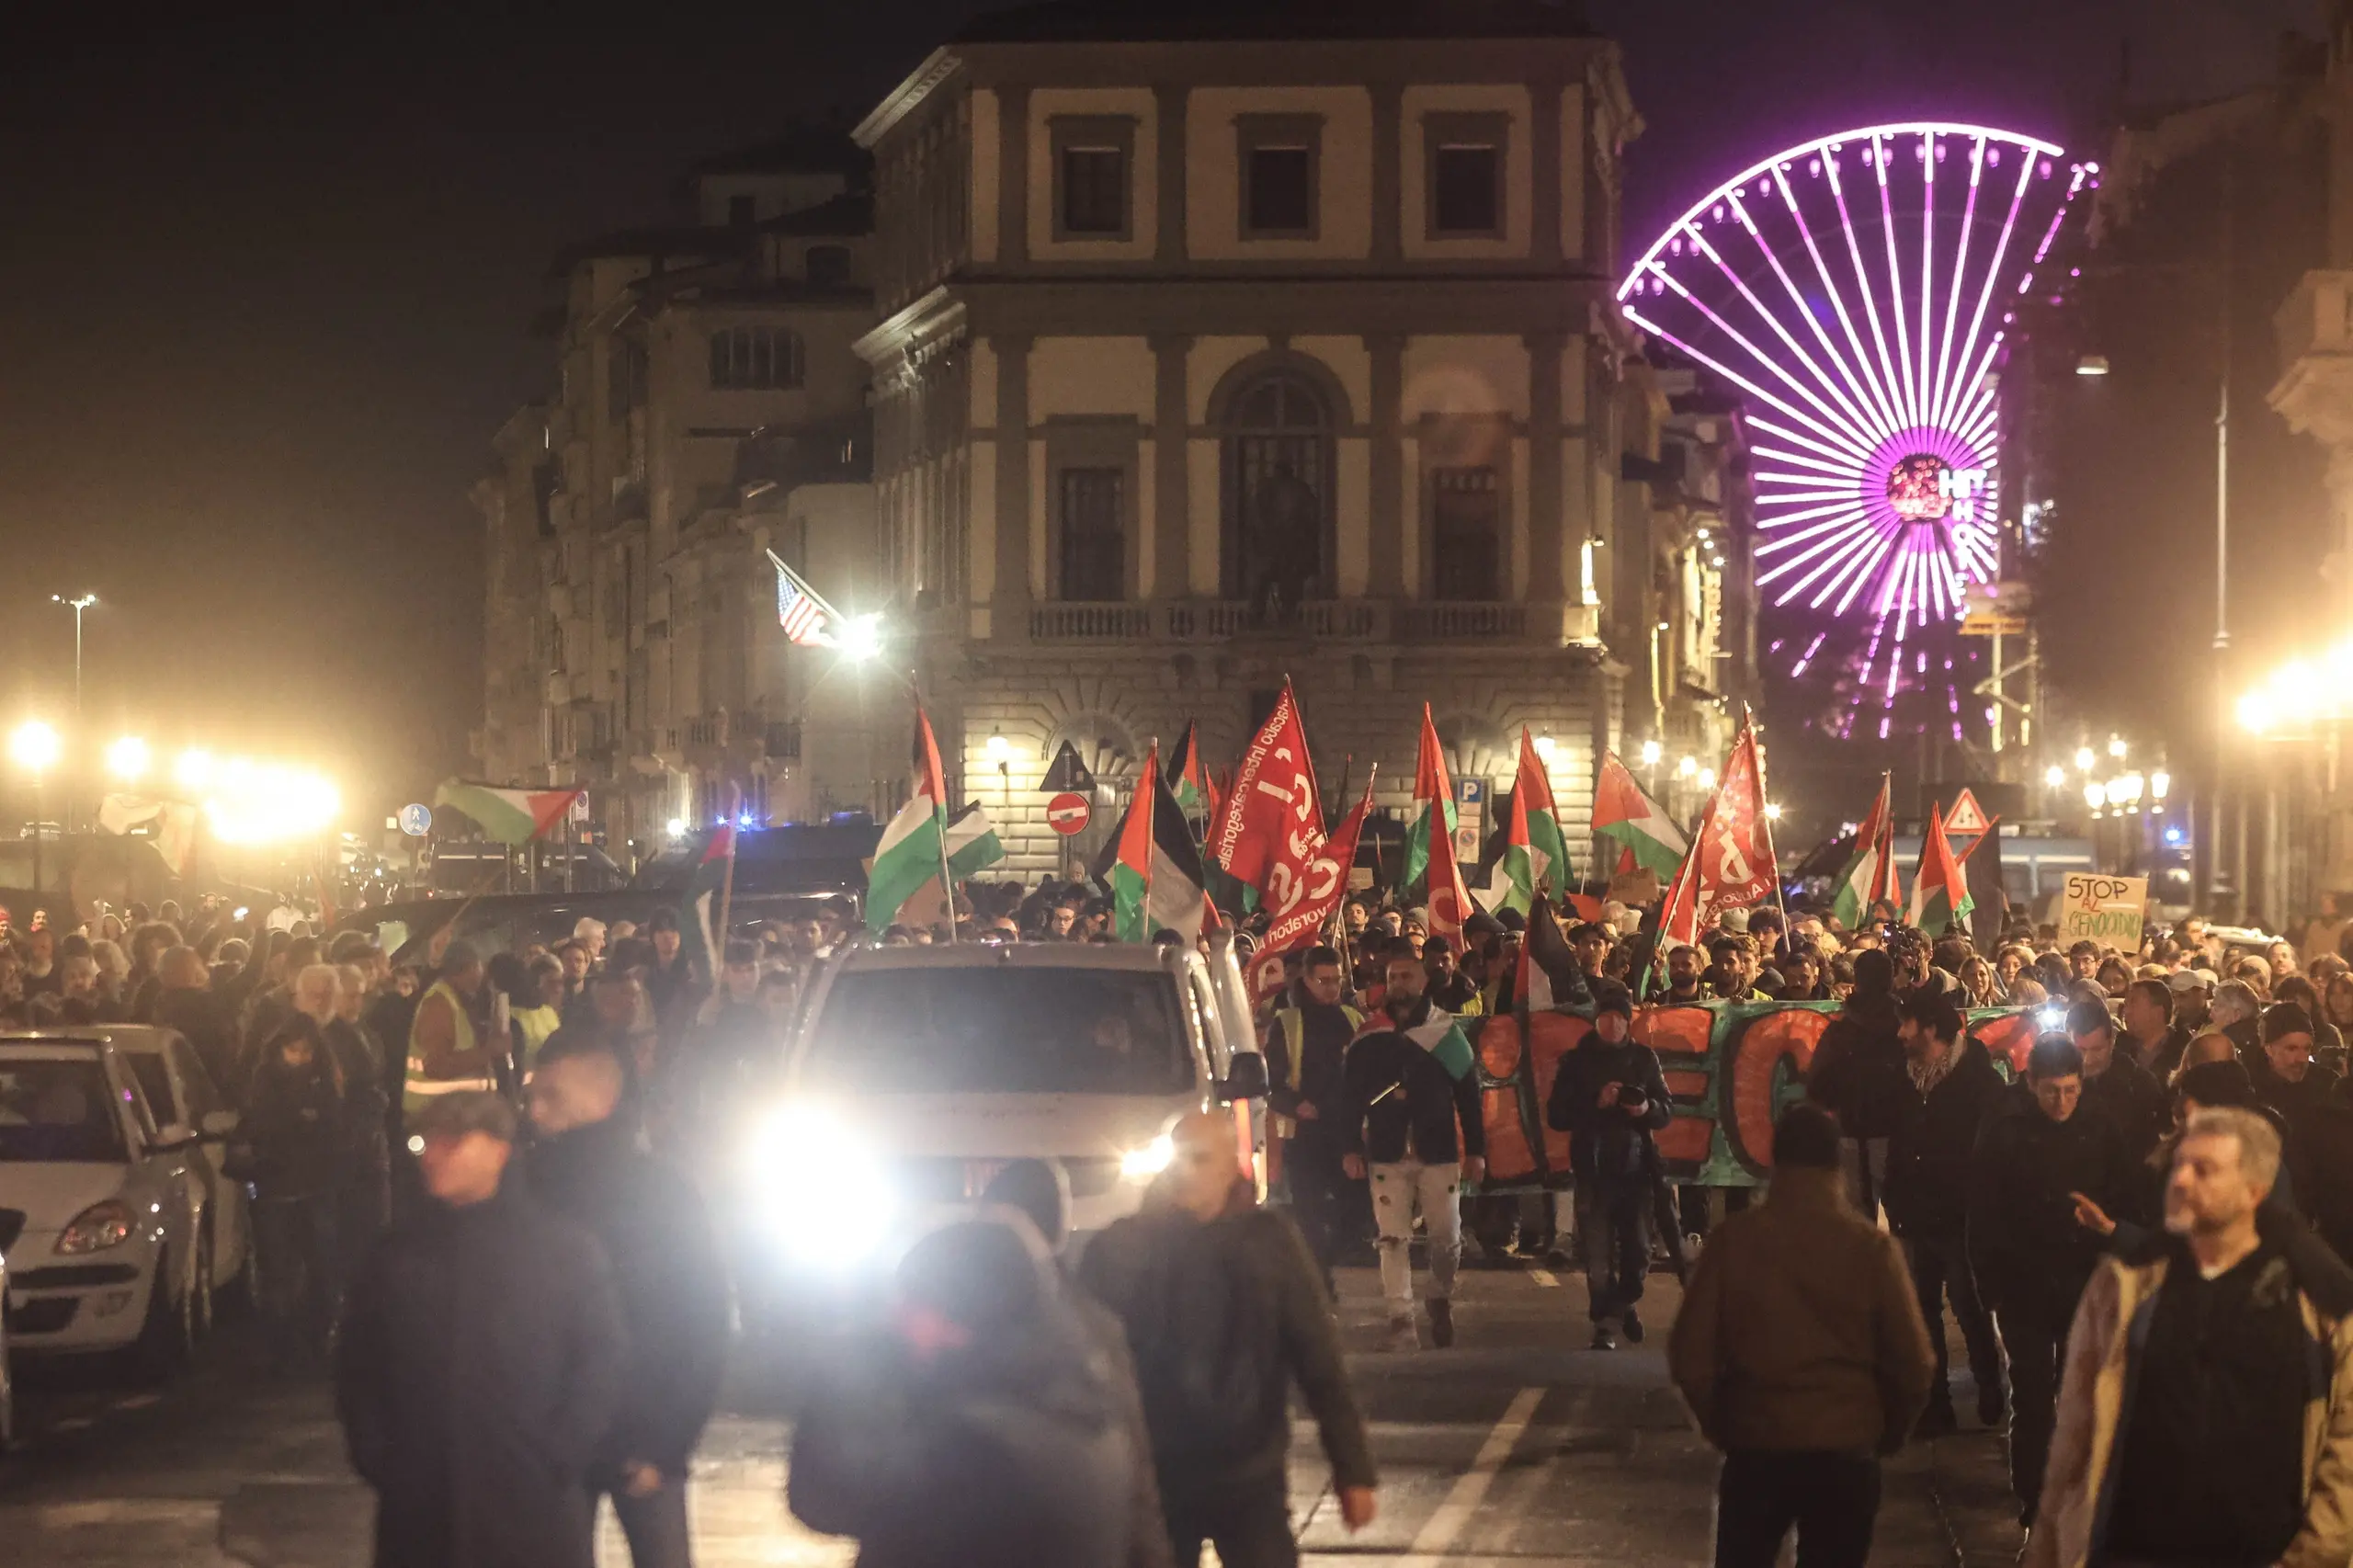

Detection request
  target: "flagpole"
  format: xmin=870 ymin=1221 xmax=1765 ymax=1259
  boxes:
xmin=935 ymin=713 xmax=960 ymax=946
xmin=1745 ymin=704 xmax=1792 ymax=942
xmin=715 ymin=785 xmax=742 ymax=970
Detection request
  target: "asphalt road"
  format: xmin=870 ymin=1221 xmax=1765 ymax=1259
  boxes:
xmin=0 ymin=1260 xmax=2028 ymax=1567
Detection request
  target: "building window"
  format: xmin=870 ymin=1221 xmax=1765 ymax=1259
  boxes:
xmin=805 ymin=244 xmax=851 ymax=287
xmin=1237 ymin=114 xmax=1322 ymax=238
xmin=1427 ymin=112 xmax=1509 ymax=238
xmin=1221 ymin=369 xmax=1334 ymax=611
xmin=709 ymin=326 xmax=804 ymax=391
xmin=1058 ymin=468 xmax=1125 ymax=600
xmin=1430 ymin=467 xmax=1502 ymax=600
xmin=607 ymin=339 xmax=647 ymax=421
xmin=727 ymin=193 xmax=756 ymax=228
xmin=1051 ymin=116 xmax=1135 ymax=241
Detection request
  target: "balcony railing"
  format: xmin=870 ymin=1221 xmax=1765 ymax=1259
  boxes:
xmin=1023 ymin=599 xmax=1593 ymax=645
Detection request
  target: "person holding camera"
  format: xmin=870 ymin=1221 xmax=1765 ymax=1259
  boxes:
xmin=1547 ymin=982 xmax=1672 ymax=1349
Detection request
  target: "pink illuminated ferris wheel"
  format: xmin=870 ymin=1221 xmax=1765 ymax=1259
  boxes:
xmin=1619 ymin=123 xmax=2095 ymax=738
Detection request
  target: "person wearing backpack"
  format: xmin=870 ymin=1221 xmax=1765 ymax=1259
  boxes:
xmin=1079 ymin=1110 xmax=1378 ymax=1568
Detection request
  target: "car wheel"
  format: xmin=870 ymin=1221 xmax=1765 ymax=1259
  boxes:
xmin=130 ymin=1249 xmax=191 ymax=1383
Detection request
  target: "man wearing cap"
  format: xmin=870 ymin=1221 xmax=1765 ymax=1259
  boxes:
xmin=335 ymin=1090 xmax=627 ymax=1568
xmin=404 ymin=941 xmax=496 ymax=1132
xmin=1548 ymin=982 xmax=1672 ymax=1350
xmin=2168 ymin=966 xmax=2216 ymax=1036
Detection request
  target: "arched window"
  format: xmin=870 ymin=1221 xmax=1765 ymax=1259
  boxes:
xmin=709 ymin=326 xmax=804 ymax=391
xmin=1219 ymin=369 xmax=1334 ymax=611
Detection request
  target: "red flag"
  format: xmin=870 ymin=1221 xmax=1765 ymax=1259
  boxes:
xmin=1208 ymin=679 xmax=1324 ymax=906
xmin=1246 ymin=771 xmax=1376 ymax=1003
xmin=1659 ymin=717 xmax=1777 ymax=943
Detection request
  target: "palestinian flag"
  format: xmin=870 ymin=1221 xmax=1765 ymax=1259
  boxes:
xmin=1592 ymin=752 xmax=1686 ymax=880
xmin=1167 ymin=722 xmax=1210 ymax=820
xmin=1424 ymin=766 xmax=1474 ymax=949
xmin=681 ymin=824 xmax=736 ymax=979
xmin=1906 ymin=801 xmax=1975 ymax=937
xmin=1109 ymin=746 xmax=1211 ymax=944
xmin=434 ymin=782 xmax=584 ymax=846
xmin=1498 ymin=727 xmax=1573 ymax=915
xmin=944 ymin=801 xmax=1006 ymax=881
xmin=1400 ymin=704 xmax=1458 ymax=892
xmin=1830 ymin=773 xmax=1901 ymax=928
xmin=1402 ymin=1010 xmax=1478 ymax=1082
xmin=866 ymin=708 xmax=949 ymax=933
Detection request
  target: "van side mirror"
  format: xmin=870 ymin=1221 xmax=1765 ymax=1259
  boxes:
xmin=1218 ymin=1051 xmax=1269 ymax=1103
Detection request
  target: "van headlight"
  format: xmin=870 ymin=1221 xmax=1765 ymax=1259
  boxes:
xmin=1120 ymin=1135 xmax=1175 ymax=1182
xmin=743 ymin=1104 xmax=896 ymax=1269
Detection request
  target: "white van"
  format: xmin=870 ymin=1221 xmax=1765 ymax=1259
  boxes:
xmin=747 ymin=935 xmax=1266 ymax=1288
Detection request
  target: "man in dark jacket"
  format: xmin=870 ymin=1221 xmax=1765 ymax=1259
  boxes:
xmin=1081 ymin=1110 xmax=1377 ymax=1568
xmin=1881 ymin=990 xmax=2007 ymax=1434
xmin=528 ymin=1034 xmax=729 ymax=1568
xmin=1670 ymin=1103 xmax=1937 ymax=1568
xmin=1338 ymin=949 xmax=1485 ymax=1350
xmin=153 ymin=945 xmax=242 ymax=1107
xmin=1806 ymin=949 xmax=1907 ymax=1221
xmin=334 ymin=1089 xmax=627 ymax=1568
xmin=1545 ymin=981 xmax=1672 ymax=1350
xmin=1966 ymin=1035 xmax=2139 ymax=1523
xmin=2254 ymin=1002 xmax=2342 ymax=1125
xmin=2068 ymin=999 xmax=2168 ymax=1165
xmin=1263 ymin=945 xmax=1365 ymax=1294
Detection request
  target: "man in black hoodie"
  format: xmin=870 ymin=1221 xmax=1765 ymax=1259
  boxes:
xmin=1546 ymin=981 xmax=1672 ymax=1350
xmin=1881 ymin=990 xmax=2007 ymax=1434
xmin=527 ymin=1033 xmax=730 ymax=1568
xmin=2068 ymin=999 xmax=2168 ymax=1165
xmin=1806 ymin=949 xmax=1907 ymax=1221
xmin=1264 ymin=945 xmax=1365 ymax=1294
xmin=1966 ymin=1035 xmax=2140 ymax=1523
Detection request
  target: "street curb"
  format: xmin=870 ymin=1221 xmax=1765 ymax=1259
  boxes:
xmin=217 ymin=1481 xmax=373 ymax=1568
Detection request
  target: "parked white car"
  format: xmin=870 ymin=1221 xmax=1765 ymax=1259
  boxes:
xmin=99 ymin=1026 xmax=249 ymax=1301
xmin=0 ymin=1037 xmax=213 ymax=1375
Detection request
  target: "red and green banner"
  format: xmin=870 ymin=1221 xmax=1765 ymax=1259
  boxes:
xmin=1463 ymin=1001 xmax=2040 ymax=1192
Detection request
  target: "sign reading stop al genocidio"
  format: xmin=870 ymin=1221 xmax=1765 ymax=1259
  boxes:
xmin=2059 ymin=872 xmax=2147 ymax=949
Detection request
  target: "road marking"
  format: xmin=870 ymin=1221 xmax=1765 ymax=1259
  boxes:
xmin=112 ymin=1393 xmax=165 ymax=1411
xmin=50 ymin=1416 xmax=95 ymax=1432
xmin=1527 ymin=1267 xmax=1560 ymax=1289
xmin=1394 ymin=1385 xmax=1544 ymax=1567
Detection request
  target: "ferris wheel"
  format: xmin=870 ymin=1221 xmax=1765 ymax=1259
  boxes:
xmin=1618 ymin=123 xmax=2096 ymax=739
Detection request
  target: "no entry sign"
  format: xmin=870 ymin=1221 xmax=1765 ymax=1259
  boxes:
xmin=1047 ymin=791 xmax=1092 ymax=835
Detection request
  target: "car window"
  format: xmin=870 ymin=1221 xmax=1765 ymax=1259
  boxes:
xmin=803 ymin=968 xmax=1194 ymax=1096
xmin=116 ymin=1062 xmax=163 ymax=1143
xmin=0 ymin=1060 xmax=131 ymax=1163
xmin=167 ymin=1039 xmax=222 ymax=1119
xmin=125 ymin=1052 xmax=179 ymax=1124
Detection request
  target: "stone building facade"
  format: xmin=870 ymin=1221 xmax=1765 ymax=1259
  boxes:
xmin=472 ymin=131 xmax=896 ymax=857
xmin=849 ymin=1 xmax=1753 ymax=877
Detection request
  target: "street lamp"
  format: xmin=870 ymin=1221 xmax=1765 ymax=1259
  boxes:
xmin=1639 ymin=739 xmax=1663 ymax=768
xmin=837 ymin=614 xmax=885 ymax=662
xmin=173 ymin=748 xmax=215 ymax=792
xmin=1697 ymin=767 xmax=1717 ymax=792
xmin=2043 ymin=764 xmax=2067 ymax=790
xmin=49 ymin=594 xmax=97 ymax=715
xmin=10 ymin=720 xmax=61 ymax=891
xmin=2075 ymin=745 xmax=2095 ymax=772
xmin=106 ymin=735 xmax=150 ymax=784
xmin=1677 ymin=755 xmax=1699 ymax=780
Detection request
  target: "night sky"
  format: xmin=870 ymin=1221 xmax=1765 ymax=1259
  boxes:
xmin=0 ymin=0 xmax=2316 ymax=816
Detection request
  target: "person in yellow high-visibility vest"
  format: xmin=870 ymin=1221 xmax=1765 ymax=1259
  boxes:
xmin=1264 ymin=943 xmax=1365 ymax=1298
xmin=404 ymin=941 xmax=496 ymax=1130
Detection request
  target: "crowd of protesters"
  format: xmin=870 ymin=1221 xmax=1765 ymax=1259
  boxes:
xmin=19 ymin=869 xmax=2353 ymax=1568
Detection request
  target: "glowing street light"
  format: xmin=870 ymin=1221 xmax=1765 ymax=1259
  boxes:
xmin=2083 ymin=781 xmax=2106 ymax=812
xmin=8 ymin=720 xmax=60 ymax=776
xmin=49 ymin=593 xmax=97 ymax=714
xmin=2151 ymin=769 xmax=2171 ymax=801
xmin=1763 ymin=801 xmax=1783 ymax=822
xmin=2074 ymin=745 xmax=2095 ymax=772
xmin=1677 ymin=755 xmax=1699 ymax=779
xmin=2043 ymin=764 xmax=2067 ymax=789
xmin=2107 ymin=735 xmax=2128 ymax=761
xmin=1697 ymin=767 xmax=1718 ymax=792
xmin=105 ymin=735 xmax=151 ymax=783
xmin=1639 ymin=739 xmax=1663 ymax=767
xmin=837 ymin=614 xmax=885 ymax=662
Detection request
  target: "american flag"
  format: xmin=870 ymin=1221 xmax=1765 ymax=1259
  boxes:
xmin=770 ymin=551 xmax=835 ymax=647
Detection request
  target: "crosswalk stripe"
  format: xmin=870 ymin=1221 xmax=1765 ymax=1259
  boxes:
xmin=1527 ymin=1267 xmax=1560 ymax=1288
xmin=1393 ymin=1385 xmax=1545 ymax=1566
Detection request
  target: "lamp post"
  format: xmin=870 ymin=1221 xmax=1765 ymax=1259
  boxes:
xmin=50 ymin=594 xmax=97 ymax=716
xmin=10 ymin=720 xmax=61 ymax=892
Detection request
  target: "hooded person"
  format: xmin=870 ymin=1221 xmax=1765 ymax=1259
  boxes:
xmin=1805 ymin=949 xmax=1909 ymax=1220
xmin=790 ymin=1212 xmax=1152 ymax=1568
xmin=1546 ymin=981 xmax=1672 ymax=1350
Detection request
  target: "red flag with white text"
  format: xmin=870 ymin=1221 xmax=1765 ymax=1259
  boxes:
xmin=1208 ymin=680 xmax=1324 ymax=908
xmin=1658 ymin=718 xmax=1776 ymax=943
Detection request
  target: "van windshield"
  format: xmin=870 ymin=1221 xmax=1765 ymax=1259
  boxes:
xmin=803 ymin=968 xmax=1195 ymax=1095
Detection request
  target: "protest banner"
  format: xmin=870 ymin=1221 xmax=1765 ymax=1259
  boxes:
xmin=2057 ymin=872 xmax=2147 ymax=950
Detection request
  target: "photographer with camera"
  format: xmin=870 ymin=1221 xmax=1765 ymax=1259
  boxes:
xmin=1547 ymin=983 xmax=1672 ymax=1349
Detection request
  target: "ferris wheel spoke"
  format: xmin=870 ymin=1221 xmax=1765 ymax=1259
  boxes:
xmin=1870 ymin=134 xmax=1923 ymax=431
xmin=1651 ymin=269 xmax=1880 ymax=464
xmin=1752 ymin=446 xmax=1858 ymax=480
xmin=1935 ymin=145 xmax=2040 ymax=437
xmin=1692 ymin=208 xmax=1895 ymax=450
xmin=1918 ymin=131 xmax=1940 ymax=438
xmin=1824 ymin=145 xmax=1914 ymax=437
xmin=1770 ymin=160 xmax=1908 ymax=441
xmin=1624 ymin=306 xmax=1875 ymax=467
xmin=1927 ymin=136 xmax=1986 ymax=446
xmin=1734 ymin=178 xmax=1903 ymax=448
